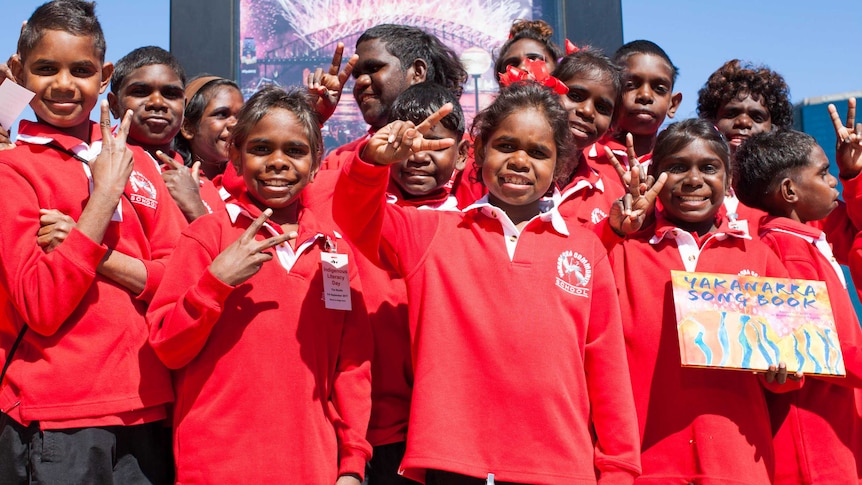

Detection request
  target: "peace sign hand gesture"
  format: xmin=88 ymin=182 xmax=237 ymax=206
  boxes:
xmin=606 ymin=142 xmax=667 ymax=236
xmin=209 ymin=208 xmax=297 ymax=286
xmin=360 ymin=103 xmax=456 ymax=166
xmin=829 ymin=98 xmax=862 ymax=179
xmin=307 ymin=42 xmax=358 ymax=124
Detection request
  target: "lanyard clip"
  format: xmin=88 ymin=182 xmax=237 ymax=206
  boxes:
xmin=324 ymin=235 xmax=337 ymax=253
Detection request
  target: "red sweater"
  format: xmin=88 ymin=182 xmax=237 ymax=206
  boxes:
xmin=146 ymin=187 xmax=372 ymax=484
xmin=321 ymin=133 xmax=371 ymax=171
xmin=759 ymin=216 xmax=862 ymax=484
xmin=0 ymin=120 xmax=173 ymax=426
xmin=334 ymin=155 xmax=641 ymax=484
xmin=609 ymin=214 xmax=790 ymax=484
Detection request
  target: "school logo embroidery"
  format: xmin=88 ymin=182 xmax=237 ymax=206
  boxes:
xmin=590 ymin=207 xmax=608 ymax=224
xmin=128 ymin=170 xmax=158 ymax=209
xmin=556 ymin=250 xmax=591 ymax=298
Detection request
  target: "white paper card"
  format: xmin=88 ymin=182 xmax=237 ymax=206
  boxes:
xmin=321 ymin=252 xmax=351 ymax=310
xmin=0 ymin=79 xmax=35 ymax=131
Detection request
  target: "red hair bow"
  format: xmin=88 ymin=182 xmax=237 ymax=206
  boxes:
xmin=565 ymin=39 xmax=580 ymax=55
xmin=498 ymin=58 xmax=569 ymax=95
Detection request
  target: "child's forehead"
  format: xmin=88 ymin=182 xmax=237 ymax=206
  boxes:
xmin=625 ymin=53 xmax=674 ymax=77
xmin=25 ymin=30 xmax=103 ymax=63
xmin=356 ymin=38 xmax=401 ymax=64
xmin=120 ymin=64 xmax=183 ymax=87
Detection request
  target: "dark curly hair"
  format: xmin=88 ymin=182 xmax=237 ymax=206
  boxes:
xmin=494 ymin=19 xmax=564 ymax=79
xmin=472 ymin=81 xmax=573 ymax=182
xmin=696 ymin=59 xmax=793 ymax=129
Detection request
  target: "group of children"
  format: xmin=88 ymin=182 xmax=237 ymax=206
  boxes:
xmin=1 ymin=1 xmax=862 ymax=484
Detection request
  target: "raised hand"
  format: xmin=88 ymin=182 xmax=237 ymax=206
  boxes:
xmin=37 ymin=209 xmax=76 ymax=253
xmin=360 ymin=103 xmax=456 ymax=166
xmin=307 ymin=42 xmax=357 ymax=124
xmin=209 ymin=208 xmax=296 ymax=286
xmin=606 ymin=145 xmax=667 ymax=236
xmin=157 ymin=150 xmax=208 ymax=221
xmin=91 ymin=100 xmax=134 ymax=199
xmin=829 ymin=98 xmax=862 ymax=179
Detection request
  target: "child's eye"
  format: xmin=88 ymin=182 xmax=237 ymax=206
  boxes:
xmin=528 ymin=148 xmax=550 ymax=159
xmin=567 ymin=92 xmax=585 ymax=102
xmin=249 ymin=145 xmax=270 ymax=155
xmin=525 ymin=53 xmax=546 ymax=62
xmin=596 ymin=102 xmax=614 ymax=116
xmin=287 ymin=147 xmax=309 ymax=157
xmin=702 ymin=164 xmax=719 ymax=174
xmin=666 ymin=164 xmax=687 ymax=174
xmin=653 ymin=84 xmax=669 ymax=95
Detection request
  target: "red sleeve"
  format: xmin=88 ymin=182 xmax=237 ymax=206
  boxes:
xmin=819 ymin=202 xmax=857 ymax=265
xmin=329 ymin=265 xmax=373 ymax=479
xmin=839 ymin=172 xmax=862 ymax=230
xmin=0 ymin=164 xmax=108 ymax=336
xmin=131 ymin=156 xmax=189 ymax=302
xmin=332 ymin=147 xmax=442 ymax=276
xmin=146 ymin=222 xmax=233 ymax=369
xmin=586 ymin=250 xmax=641 ymax=483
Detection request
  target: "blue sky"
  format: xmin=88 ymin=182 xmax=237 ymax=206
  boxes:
xmin=1 ymin=0 xmax=860 ymax=126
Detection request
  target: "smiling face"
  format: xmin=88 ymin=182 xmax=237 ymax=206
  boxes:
xmin=559 ymin=70 xmax=617 ymax=149
xmin=478 ymin=107 xmax=557 ymax=223
xmin=715 ymin=94 xmax=772 ymax=153
xmin=14 ymin=30 xmax=111 ymax=141
xmin=616 ymin=53 xmax=679 ymax=136
xmin=790 ymin=145 xmax=839 ymax=223
xmin=390 ymin=121 xmax=465 ymax=196
xmin=109 ymin=64 xmax=185 ymax=151
xmin=654 ymin=138 xmax=729 ymax=235
xmin=497 ymin=38 xmax=556 ymax=76
xmin=231 ymin=108 xmax=316 ymax=224
xmin=183 ymin=84 xmax=244 ymax=166
xmin=352 ymin=38 xmax=419 ymax=130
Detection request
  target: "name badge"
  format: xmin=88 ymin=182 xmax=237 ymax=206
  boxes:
xmin=728 ymin=218 xmax=749 ymax=234
xmin=321 ymin=252 xmax=352 ymax=311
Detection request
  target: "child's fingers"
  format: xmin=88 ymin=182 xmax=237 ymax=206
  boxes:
xmin=605 ymin=146 xmax=629 ymax=181
xmin=644 ymin=172 xmax=667 ymax=204
xmin=243 ymin=208 xmax=273 ymax=240
xmin=415 ymin=103 xmax=454 ymax=135
xmin=190 ymin=161 xmax=201 ymax=185
xmin=328 ymin=42 xmax=344 ymax=76
xmin=625 ymin=132 xmax=638 ymax=164
xmin=416 ymin=137 xmax=456 ymax=152
xmin=98 ymin=99 xmax=113 ymax=139
xmin=156 ymin=150 xmax=183 ymax=170
xmin=116 ymin=109 xmax=133 ymax=143
xmin=846 ymin=98 xmax=856 ymax=129
xmin=829 ymin=103 xmax=852 ymax=143
xmin=258 ymin=230 xmax=297 ymax=251
xmin=338 ymin=54 xmax=358 ymax=84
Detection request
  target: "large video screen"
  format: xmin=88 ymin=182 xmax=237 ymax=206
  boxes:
xmin=238 ymin=0 xmax=546 ymax=152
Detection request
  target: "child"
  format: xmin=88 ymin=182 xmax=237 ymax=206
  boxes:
xmin=315 ymin=24 xmax=467 ymax=171
xmin=333 ymin=82 xmax=641 ymax=484
xmin=386 ymin=82 xmax=468 ymax=209
xmin=734 ymin=129 xmax=862 ymax=484
xmin=550 ymin=47 xmax=625 ymax=230
xmin=172 ymin=74 xmax=245 ymax=219
xmin=608 ymin=118 xmax=794 ymax=483
xmin=696 ymin=59 xmax=792 ymax=156
xmin=146 ymin=86 xmax=372 ymax=484
xmin=698 ymin=61 xmax=861 ymax=256
xmin=108 ymin=46 xmax=218 ymax=224
xmin=588 ymin=40 xmax=681 ymax=192
xmin=494 ymin=19 xmax=563 ymax=82
xmin=0 ymin=1 xmax=173 ymax=483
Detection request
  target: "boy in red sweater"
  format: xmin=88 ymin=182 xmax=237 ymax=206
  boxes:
xmin=0 ymin=1 xmax=174 ymax=483
xmin=734 ymin=129 xmax=862 ymax=484
xmin=587 ymin=40 xmax=681 ymax=192
xmin=147 ymin=86 xmax=372 ymax=484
